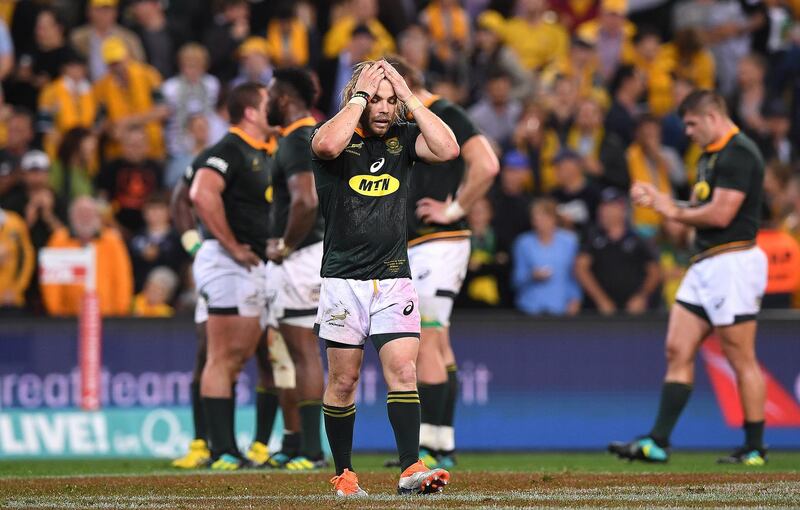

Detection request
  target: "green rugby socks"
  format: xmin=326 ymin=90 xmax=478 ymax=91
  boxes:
xmin=418 ymin=383 xmax=447 ymax=452
xmin=387 ymin=390 xmax=421 ymax=471
xmin=649 ymin=382 xmax=692 ymax=447
xmin=299 ymin=400 xmax=323 ymax=459
xmin=255 ymin=387 xmax=279 ymax=445
xmin=744 ymin=420 xmax=765 ymax=450
xmin=203 ymin=396 xmax=236 ymax=457
xmin=323 ymin=403 xmax=356 ymax=475
xmin=191 ymin=381 xmax=207 ymax=441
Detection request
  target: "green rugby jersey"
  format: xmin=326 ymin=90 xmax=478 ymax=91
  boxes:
xmin=312 ymin=121 xmax=421 ymax=279
xmin=407 ymin=97 xmax=480 ymax=246
xmin=691 ymin=127 xmax=764 ymax=259
xmin=271 ymin=116 xmax=324 ymax=250
xmin=190 ymin=127 xmax=275 ymax=261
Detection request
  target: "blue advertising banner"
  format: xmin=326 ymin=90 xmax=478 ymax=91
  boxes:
xmin=0 ymin=313 xmax=798 ymax=457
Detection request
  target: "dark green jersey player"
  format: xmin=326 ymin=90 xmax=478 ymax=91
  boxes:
xmin=395 ymin=61 xmax=499 ymax=471
xmin=690 ymin=127 xmax=763 ymax=258
xmin=310 ymin=59 xmax=458 ymax=497
xmin=313 ymin=120 xmax=421 ymax=280
xmin=188 ymin=82 xmax=276 ymax=470
xmin=610 ymin=90 xmax=770 ymax=467
xmin=190 ymin=127 xmax=274 ymax=261
xmin=406 ymin=97 xmax=479 ymax=243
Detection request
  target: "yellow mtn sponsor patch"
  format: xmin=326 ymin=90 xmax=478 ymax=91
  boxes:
xmin=348 ymin=174 xmax=400 ymax=196
xmin=265 ymin=185 xmax=273 ymax=203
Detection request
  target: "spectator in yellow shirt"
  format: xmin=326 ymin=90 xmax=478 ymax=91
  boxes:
xmin=132 ymin=266 xmax=178 ymax=317
xmin=323 ymin=0 xmax=395 ymax=60
xmin=0 ymin=207 xmax=34 ymax=309
xmin=93 ymin=37 xmax=167 ymax=161
xmin=41 ymin=195 xmax=132 ymax=317
xmin=420 ymin=0 xmax=471 ymax=63
xmin=479 ymin=0 xmax=569 ymax=70
xmin=576 ymin=0 xmax=636 ymax=82
xmin=266 ymin=2 xmax=310 ymax=68
xmin=38 ymin=50 xmax=97 ymax=160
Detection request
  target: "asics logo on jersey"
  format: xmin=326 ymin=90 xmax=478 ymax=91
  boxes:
xmin=370 ymin=158 xmax=386 ymax=173
xmin=403 ymin=301 xmax=414 ymax=315
xmin=349 ymin=174 xmax=400 ymax=197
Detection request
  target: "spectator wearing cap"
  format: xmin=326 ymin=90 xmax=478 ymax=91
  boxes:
xmin=204 ymin=0 xmax=251 ymax=84
xmin=50 ymin=128 xmax=98 ymax=204
xmin=647 ymin=28 xmax=715 ymax=117
xmin=0 ymin=206 xmax=34 ymax=310
xmin=758 ymin=99 xmax=796 ymax=165
xmin=93 ymin=37 xmax=167 ymax=161
xmin=127 ymin=0 xmax=189 ymax=80
xmin=575 ymin=0 xmax=636 ymax=83
xmin=491 ymin=150 xmax=535 ymax=252
xmin=230 ymin=37 xmax=274 ymax=89
xmin=19 ymin=150 xmax=67 ymax=251
xmin=38 ymin=50 xmax=97 ymax=159
xmin=467 ymin=14 xmax=533 ymax=105
xmin=512 ymin=197 xmax=581 ymax=316
xmin=319 ymin=23 xmax=376 ymax=117
xmin=550 ymin=0 xmax=601 ymax=33
xmin=71 ymin=0 xmax=146 ymax=82
xmin=128 ymin=193 xmax=185 ymax=293
xmin=266 ymin=0 xmax=314 ymax=68
xmin=575 ymin=187 xmax=661 ymax=314
xmin=161 ymin=43 xmax=219 ymax=158
xmin=626 ymin=115 xmax=685 ymax=237
xmin=41 ymin=195 xmax=132 ymax=317
xmin=550 ymin=149 xmax=601 ymax=232
xmin=323 ymin=0 xmax=395 ymax=61
xmin=604 ymin=64 xmax=644 ymax=146
xmin=477 ymin=1 xmax=568 ymax=71
xmin=420 ymin=0 xmax=471 ymax=64
xmin=132 ymin=266 xmax=179 ymax=317
xmin=96 ymin=124 xmax=163 ymax=235
xmin=467 ymin=69 xmax=522 ymax=148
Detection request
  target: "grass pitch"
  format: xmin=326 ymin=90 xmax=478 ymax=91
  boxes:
xmin=2 ymin=452 xmax=799 ymax=509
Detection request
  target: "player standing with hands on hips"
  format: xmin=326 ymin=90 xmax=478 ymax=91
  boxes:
xmin=610 ymin=90 xmax=769 ymax=465
xmin=311 ymin=59 xmax=459 ymax=496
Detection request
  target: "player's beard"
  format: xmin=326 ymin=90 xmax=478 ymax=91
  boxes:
xmin=267 ymin=105 xmax=283 ymax=128
xmin=362 ymin=109 xmax=392 ymax=136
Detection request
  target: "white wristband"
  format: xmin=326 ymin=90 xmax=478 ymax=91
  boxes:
xmin=444 ymin=200 xmax=465 ymax=222
xmin=348 ymin=96 xmax=367 ymax=109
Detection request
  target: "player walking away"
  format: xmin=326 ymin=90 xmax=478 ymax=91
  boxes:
xmin=311 ymin=59 xmax=459 ymax=496
xmin=393 ymin=57 xmax=499 ymax=469
xmin=610 ymin=90 xmax=769 ymax=465
xmin=262 ymin=67 xmax=328 ymax=471
xmin=169 ymin=117 xmax=284 ymax=470
xmin=189 ymin=82 xmax=274 ymax=470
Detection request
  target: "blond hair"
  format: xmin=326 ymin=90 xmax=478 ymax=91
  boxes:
xmin=340 ymin=60 xmax=405 ymax=125
xmin=178 ymin=43 xmax=209 ymax=70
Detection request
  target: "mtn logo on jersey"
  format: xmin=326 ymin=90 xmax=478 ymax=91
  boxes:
xmin=349 ymin=174 xmax=400 ymax=197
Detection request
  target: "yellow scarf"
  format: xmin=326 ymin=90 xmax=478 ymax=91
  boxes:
xmin=425 ymin=2 xmax=468 ymax=60
xmin=627 ymin=143 xmax=670 ymax=229
xmin=267 ymin=19 xmax=309 ymax=67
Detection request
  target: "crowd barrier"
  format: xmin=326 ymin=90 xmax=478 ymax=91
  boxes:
xmin=1 ymin=312 xmax=798 ymax=457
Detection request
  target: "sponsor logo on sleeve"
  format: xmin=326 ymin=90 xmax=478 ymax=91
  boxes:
xmin=205 ymin=157 xmax=229 ymax=174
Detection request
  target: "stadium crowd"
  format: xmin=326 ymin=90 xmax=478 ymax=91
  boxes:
xmin=0 ymin=0 xmax=799 ymax=318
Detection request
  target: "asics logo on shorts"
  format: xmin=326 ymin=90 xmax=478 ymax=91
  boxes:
xmin=403 ymin=301 xmax=414 ymax=315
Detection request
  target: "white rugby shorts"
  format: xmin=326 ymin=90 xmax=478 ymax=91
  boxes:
xmin=193 ymin=240 xmax=267 ymax=318
xmin=675 ymin=246 xmax=767 ymax=326
xmin=314 ymin=277 xmax=420 ymax=349
xmin=408 ymin=239 xmax=470 ymax=328
xmin=265 ymin=241 xmax=323 ymax=329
